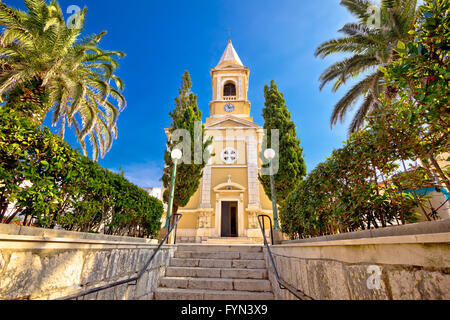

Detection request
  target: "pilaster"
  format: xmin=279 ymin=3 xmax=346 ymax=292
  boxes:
xmin=247 ymin=138 xmax=260 ymax=209
xmin=200 ymin=165 xmax=212 ymax=209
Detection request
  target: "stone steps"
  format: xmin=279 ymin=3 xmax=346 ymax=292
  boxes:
xmin=177 ymin=244 xmax=264 ymax=252
xmin=154 ymin=287 xmax=274 ymax=300
xmin=155 ymin=244 xmax=274 ymax=300
xmin=166 ymin=266 xmax=268 ymax=279
xmin=174 ymin=251 xmax=264 ymax=260
xmin=202 ymin=237 xmax=260 ymax=245
xmin=160 ymin=277 xmax=272 ymax=292
xmin=170 ymin=258 xmax=266 ymax=269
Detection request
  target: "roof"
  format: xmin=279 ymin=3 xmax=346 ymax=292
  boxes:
xmin=216 ymin=40 xmax=244 ymax=68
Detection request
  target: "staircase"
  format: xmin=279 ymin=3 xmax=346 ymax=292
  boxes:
xmin=154 ymin=244 xmax=274 ymax=300
xmin=202 ymin=237 xmax=261 ymax=245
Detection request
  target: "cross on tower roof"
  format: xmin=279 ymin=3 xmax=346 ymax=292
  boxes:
xmin=226 ymin=28 xmax=232 ymax=40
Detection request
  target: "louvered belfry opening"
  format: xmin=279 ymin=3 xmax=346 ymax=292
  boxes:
xmin=224 ymin=83 xmax=237 ymax=97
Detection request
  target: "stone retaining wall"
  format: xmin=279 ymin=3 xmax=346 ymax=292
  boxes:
xmin=0 ymin=225 xmax=175 ymax=300
xmin=283 ymin=219 xmax=450 ymax=244
xmin=265 ymin=222 xmax=450 ymax=300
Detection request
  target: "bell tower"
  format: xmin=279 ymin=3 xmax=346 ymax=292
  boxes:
xmin=208 ymin=40 xmax=252 ymax=123
xmin=162 ymin=39 xmax=275 ymax=244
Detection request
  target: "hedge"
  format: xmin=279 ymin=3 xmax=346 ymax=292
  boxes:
xmin=279 ymin=129 xmax=422 ymax=239
xmin=279 ymin=1 xmax=449 ymax=239
xmin=0 ymin=108 xmax=163 ymax=238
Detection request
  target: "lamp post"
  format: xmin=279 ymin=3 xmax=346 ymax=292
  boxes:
xmin=264 ymin=148 xmax=280 ymax=231
xmin=164 ymin=149 xmax=183 ymax=230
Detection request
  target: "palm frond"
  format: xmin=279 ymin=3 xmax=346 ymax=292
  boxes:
xmin=349 ymin=92 xmax=375 ymax=133
xmin=330 ymin=72 xmax=380 ymax=127
xmin=319 ymin=54 xmax=379 ymax=91
xmin=340 ymin=0 xmax=372 ymax=21
xmin=0 ymin=0 xmax=126 ymax=160
xmin=317 ymin=0 xmax=418 ymax=133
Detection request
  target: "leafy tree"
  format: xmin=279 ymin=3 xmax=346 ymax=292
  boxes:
xmin=259 ymin=80 xmax=307 ymax=202
xmin=280 ymin=128 xmax=420 ymax=239
xmin=315 ymin=0 xmax=418 ymax=133
xmin=0 ymin=108 xmax=162 ymax=238
xmin=0 ymin=107 xmax=80 ymax=226
xmin=161 ymin=71 xmax=212 ymax=215
xmin=280 ymin=0 xmax=449 ymax=239
xmin=376 ymin=0 xmax=450 ymax=192
xmin=0 ymin=0 xmax=126 ymax=160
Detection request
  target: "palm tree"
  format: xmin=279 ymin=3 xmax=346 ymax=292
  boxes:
xmin=315 ymin=0 xmax=417 ymax=133
xmin=0 ymin=0 xmax=126 ymax=160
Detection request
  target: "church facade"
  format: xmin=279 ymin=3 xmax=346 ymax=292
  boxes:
xmin=167 ymin=40 xmax=274 ymax=244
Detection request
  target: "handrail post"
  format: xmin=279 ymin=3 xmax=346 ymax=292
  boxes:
xmin=172 ymin=214 xmax=182 ymax=245
xmin=269 ymin=161 xmax=281 ymax=231
xmin=164 ymin=158 xmax=179 ymax=230
xmin=160 ymin=149 xmax=182 ymax=244
xmin=262 ymin=217 xmax=265 ymax=242
xmin=256 ymin=214 xmax=312 ymax=300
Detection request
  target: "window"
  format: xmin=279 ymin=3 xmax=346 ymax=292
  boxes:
xmin=221 ymin=147 xmax=238 ymax=165
xmin=223 ymin=83 xmax=237 ymax=97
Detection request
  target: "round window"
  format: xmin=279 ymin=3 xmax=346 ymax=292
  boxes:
xmin=221 ymin=147 xmax=238 ymax=165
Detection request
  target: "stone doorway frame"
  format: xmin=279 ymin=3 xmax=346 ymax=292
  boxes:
xmin=213 ymin=182 xmax=246 ymax=238
xmin=221 ymin=201 xmax=239 ymax=237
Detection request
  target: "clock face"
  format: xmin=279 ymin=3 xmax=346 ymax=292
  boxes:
xmin=224 ymin=104 xmax=235 ymax=113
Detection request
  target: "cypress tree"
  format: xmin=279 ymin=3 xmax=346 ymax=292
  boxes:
xmin=161 ymin=71 xmax=212 ymax=215
xmin=259 ymin=80 xmax=307 ymax=202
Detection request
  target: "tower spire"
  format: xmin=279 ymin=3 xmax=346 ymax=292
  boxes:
xmin=216 ymin=39 xmax=244 ymax=68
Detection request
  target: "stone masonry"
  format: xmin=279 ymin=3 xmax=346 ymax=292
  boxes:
xmin=0 ymin=224 xmax=174 ymax=300
xmin=155 ymin=244 xmax=274 ymax=300
xmin=1 ymin=221 xmax=449 ymax=300
xmin=265 ymin=229 xmax=450 ymax=300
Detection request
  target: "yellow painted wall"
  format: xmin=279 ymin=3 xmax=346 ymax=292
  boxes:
xmin=181 ymin=187 xmax=201 ymax=210
xmin=210 ymin=167 xmax=248 ymax=203
xmin=208 ymin=136 xmax=248 ymax=166
xmin=176 ymin=212 xmax=198 ymax=229
xmin=259 ymin=183 xmax=273 ymax=210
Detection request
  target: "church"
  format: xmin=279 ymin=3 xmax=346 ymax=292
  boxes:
xmin=167 ymin=40 xmax=275 ymax=244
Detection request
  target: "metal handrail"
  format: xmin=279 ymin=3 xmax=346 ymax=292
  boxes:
xmin=172 ymin=213 xmax=182 ymax=245
xmin=257 ymin=215 xmax=313 ymax=301
xmin=58 ymin=214 xmax=183 ymax=300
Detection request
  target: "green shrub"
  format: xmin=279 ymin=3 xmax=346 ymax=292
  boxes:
xmin=280 ymin=129 xmax=420 ymax=239
xmin=280 ymin=0 xmax=448 ymax=240
xmin=0 ymin=108 xmax=162 ymax=238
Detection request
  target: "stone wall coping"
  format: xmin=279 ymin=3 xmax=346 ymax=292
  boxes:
xmin=274 ymin=232 xmax=450 ymax=249
xmin=281 ymin=219 xmax=450 ymax=245
xmin=0 ymin=223 xmax=158 ymax=244
xmin=0 ymin=234 xmax=172 ymax=250
xmin=268 ymin=233 xmax=450 ymax=268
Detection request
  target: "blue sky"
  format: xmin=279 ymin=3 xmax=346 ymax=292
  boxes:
xmin=7 ymin=0 xmax=363 ymax=188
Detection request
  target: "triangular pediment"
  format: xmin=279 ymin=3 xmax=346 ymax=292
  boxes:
xmin=206 ymin=116 xmax=259 ymax=129
xmin=213 ymin=182 xmax=246 ymax=193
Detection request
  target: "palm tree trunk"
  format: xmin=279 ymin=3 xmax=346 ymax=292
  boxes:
xmin=59 ymin=116 xmax=66 ymax=140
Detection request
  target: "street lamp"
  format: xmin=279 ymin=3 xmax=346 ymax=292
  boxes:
xmin=264 ymin=148 xmax=280 ymax=230
xmin=164 ymin=149 xmax=183 ymax=229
